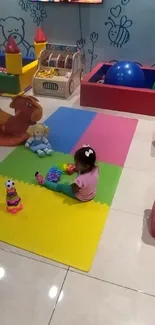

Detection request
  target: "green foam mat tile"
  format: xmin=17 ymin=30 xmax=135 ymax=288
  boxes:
xmin=0 ymin=146 xmax=122 ymax=205
xmin=96 ymin=161 xmax=122 ymax=205
xmin=0 ymin=146 xmax=73 ymax=183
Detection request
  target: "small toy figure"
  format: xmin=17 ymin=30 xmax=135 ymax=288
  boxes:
xmin=5 ymin=180 xmax=23 ymax=214
xmin=46 ymin=166 xmax=63 ymax=183
xmin=25 ymin=123 xmax=52 ymax=157
xmin=63 ymin=163 xmax=77 ymax=175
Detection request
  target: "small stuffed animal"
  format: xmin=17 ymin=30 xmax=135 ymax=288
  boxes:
xmin=25 ymin=123 xmax=52 ymax=157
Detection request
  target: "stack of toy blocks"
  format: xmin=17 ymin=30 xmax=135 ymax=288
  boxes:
xmin=0 ymin=27 xmax=47 ymax=97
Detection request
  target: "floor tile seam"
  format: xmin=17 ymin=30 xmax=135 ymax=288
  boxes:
xmin=0 ymin=245 xmax=69 ymax=271
xmin=69 ymin=269 xmax=155 ymax=299
xmin=48 ymin=269 xmax=69 ymax=325
xmin=110 ymin=207 xmax=146 ymax=217
xmin=0 ymin=175 xmax=113 ymax=206
xmin=123 ymin=165 xmax=155 ymax=174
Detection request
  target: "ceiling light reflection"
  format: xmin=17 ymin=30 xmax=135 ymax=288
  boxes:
xmin=0 ymin=267 xmax=5 ymax=279
xmin=49 ymin=285 xmax=58 ymax=299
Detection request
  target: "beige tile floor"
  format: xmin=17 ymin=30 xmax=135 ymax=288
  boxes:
xmin=1 ymin=88 xmax=155 ymax=324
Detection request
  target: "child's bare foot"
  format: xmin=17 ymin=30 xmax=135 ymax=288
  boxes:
xmin=35 ymin=172 xmax=45 ymax=185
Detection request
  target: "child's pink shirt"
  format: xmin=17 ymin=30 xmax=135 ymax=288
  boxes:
xmin=74 ymin=167 xmax=99 ymax=201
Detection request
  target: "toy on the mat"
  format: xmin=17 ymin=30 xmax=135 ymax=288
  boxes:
xmin=25 ymin=123 xmax=52 ymax=157
xmin=0 ymin=95 xmax=43 ymax=146
xmin=46 ymin=166 xmax=63 ymax=183
xmin=105 ymin=61 xmax=145 ymax=88
xmin=5 ymin=179 xmax=23 ymax=214
xmin=63 ymin=163 xmax=77 ymax=175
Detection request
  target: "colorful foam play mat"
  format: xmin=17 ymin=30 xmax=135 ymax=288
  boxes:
xmin=0 ymin=107 xmax=138 ymax=271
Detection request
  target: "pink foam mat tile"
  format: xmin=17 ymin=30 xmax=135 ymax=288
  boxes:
xmin=71 ymin=113 xmax=138 ymax=166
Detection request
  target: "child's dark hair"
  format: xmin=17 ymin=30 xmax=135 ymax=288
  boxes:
xmin=74 ymin=146 xmax=96 ymax=171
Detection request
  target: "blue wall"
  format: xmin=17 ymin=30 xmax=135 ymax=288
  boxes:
xmin=0 ymin=0 xmax=155 ymax=71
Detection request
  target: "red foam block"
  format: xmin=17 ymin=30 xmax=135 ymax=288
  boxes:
xmin=5 ymin=36 xmax=20 ymax=54
xmin=35 ymin=27 xmax=47 ymax=43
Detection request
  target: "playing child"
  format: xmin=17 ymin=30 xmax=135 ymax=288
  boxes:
xmin=35 ymin=146 xmax=99 ymax=202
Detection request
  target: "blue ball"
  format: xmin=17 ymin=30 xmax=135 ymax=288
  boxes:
xmin=105 ymin=61 xmax=145 ymax=88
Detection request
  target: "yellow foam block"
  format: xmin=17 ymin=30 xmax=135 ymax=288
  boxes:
xmin=20 ymin=60 xmax=38 ymax=91
xmin=1 ymin=91 xmax=24 ymax=98
xmin=34 ymin=42 xmax=47 ymax=59
xmin=0 ymin=176 xmax=109 ymax=271
xmin=6 ymin=53 xmax=22 ymax=74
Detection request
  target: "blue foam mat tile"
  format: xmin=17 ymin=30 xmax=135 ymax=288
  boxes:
xmin=45 ymin=107 xmax=96 ymax=153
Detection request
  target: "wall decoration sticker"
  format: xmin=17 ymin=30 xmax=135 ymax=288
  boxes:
xmin=88 ymin=32 xmax=99 ymax=71
xmin=30 ymin=2 xmax=47 ymax=26
xmin=18 ymin=0 xmax=31 ymax=12
xmin=19 ymin=0 xmax=47 ymax=26
xmin=105 ymin=15 xmax=132 ymax=47
xmin=76 ymin=38 xmax=86 ymax=50
xmin=0 ymin=16 xmax=35 ymax=56
xmin=110 ymin=5 xmax=122 ymax=18
xmin=121 ymin=0 xmax=131 ymax=5
xmin=105 ymin=0 xmax=132 ymax=48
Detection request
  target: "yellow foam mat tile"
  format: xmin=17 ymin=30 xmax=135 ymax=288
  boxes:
xmin=0 ymin=176 xmax=109 ymax=271
xmin=1 ymin=91 xmax=24 ymax=97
